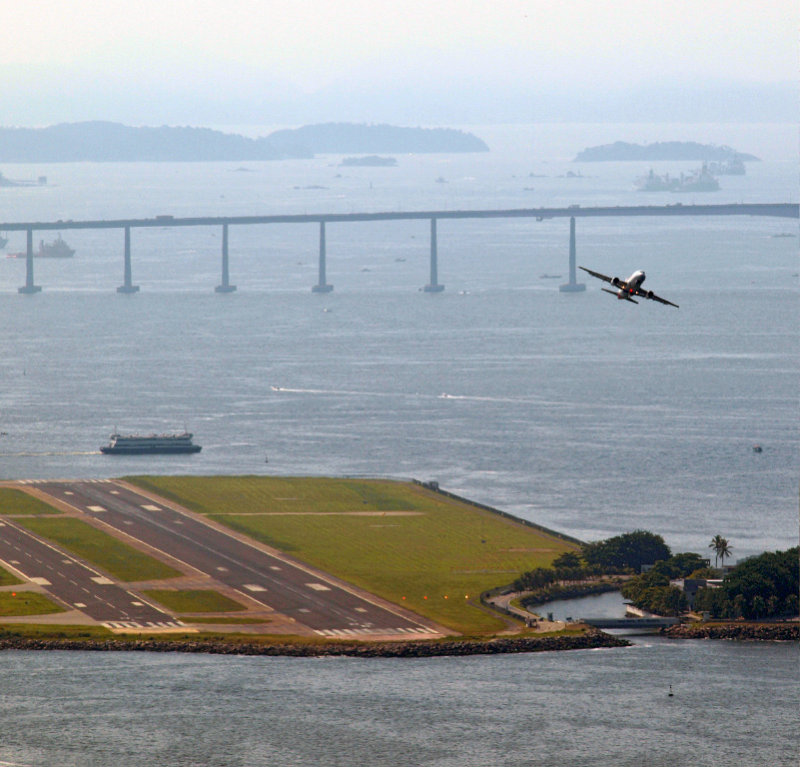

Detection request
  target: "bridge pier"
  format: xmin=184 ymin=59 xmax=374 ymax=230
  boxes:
xmin=117 ymin=226 xmax=140 ymax=294
xmin=559 ymin=216 xmax=586 ymax=293
xmin=215 ymin=223 xmax=236 ymax=293
xmin=311 ymin=221 xmax=333 ymax=293
xmin=423 ymin=217 xmax=444 ymax=292
xmin=18 ymin=228 xmax=42 ymax=294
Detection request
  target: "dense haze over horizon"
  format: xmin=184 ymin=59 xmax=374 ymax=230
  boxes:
xmin=1 ymin=1 xmax=795 ymax=128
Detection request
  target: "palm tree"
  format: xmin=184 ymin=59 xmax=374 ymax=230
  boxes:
xmin=709 ymin=535 xmax=732 ymax=569
xmin=717 ymin=538 xmax=732 ymax=569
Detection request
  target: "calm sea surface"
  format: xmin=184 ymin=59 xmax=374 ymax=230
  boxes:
xmin=0 ymin=123 xmax=796 ymax=765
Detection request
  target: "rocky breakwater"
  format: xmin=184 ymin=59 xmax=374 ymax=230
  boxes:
xmin=663 ymin=622 xmax=798 ymax=641
xmin=0 ymin=630 xmax=629 ymax=657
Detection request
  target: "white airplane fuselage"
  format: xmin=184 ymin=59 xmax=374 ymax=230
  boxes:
xmin=617 ymin=269 xmax=646 ymax=299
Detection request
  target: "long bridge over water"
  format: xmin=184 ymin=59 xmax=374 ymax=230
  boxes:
xmin=3 ymin=202 xmax=796 ymax=295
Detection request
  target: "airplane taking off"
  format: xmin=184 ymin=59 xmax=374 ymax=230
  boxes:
xmin=579 ymin=266 xmax=679 ymax=307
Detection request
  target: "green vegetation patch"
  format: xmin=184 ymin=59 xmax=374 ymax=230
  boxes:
xmin=143 ymin=589 xmax=247 ymax=614
xmin=179 ymin=617 xmax=270 ymax=625
xmin=16 ymin=517 xmax=181 ymax=582
xmin=0 ymin=624 xmax=114 ymax=640
xmin=0 ymin=591 xmax=65 ymax=617
xmin=128 ymin=476 xmax=577 ymax=634
xmin=0 ymin=566 xmax=23 ymax=587
xmin=0 ymin=488 xmax=62 ymax=515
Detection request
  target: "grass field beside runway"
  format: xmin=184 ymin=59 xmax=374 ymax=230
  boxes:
xmin=0 ymin=566 xmax=23 ymax=587
xmin=0 ymin=591 xmax=64 ymax=617
xmin=129 ymin=476 xmax=577 ymax=634
xmin=0 ymin=489 xmax=62 ymax=515
xmin=15 ymin=517 xmax=182 ymax=583
xmin=142 ymin=589 xmax=248 ymax=614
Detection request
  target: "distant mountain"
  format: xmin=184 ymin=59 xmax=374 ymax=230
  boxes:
xmin=0 ymin=121 xmax=312 ymax=162
xmin=266 ymin=123 xmax=489 ymax=154
xmin=574 ymin=141 xmax=760 ymax=162
xmin=0 ymin=121 xmax=489 ymax=162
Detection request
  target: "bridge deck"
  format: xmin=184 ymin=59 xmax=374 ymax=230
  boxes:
xmin=582 ymin=617 xmax=679 ymax=629
xmin=1 ymin=203 xmax=796 ymax=232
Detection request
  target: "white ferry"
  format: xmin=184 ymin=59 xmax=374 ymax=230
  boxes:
xmin=100 ymin=431 xmax=202 ymax=455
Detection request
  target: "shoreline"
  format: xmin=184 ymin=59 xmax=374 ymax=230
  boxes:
xmin=0 ymin=629 xmax=630 ymax=657
xmin=663 ymin=622 xmax=798 ymax=641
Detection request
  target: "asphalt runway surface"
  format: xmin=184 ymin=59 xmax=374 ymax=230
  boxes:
xmin=16 ymin=480 xmax=439 ymax=639
xmin=0 ymin=516 xmax=179 ymax=629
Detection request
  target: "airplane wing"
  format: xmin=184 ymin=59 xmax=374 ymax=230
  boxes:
xmin=634 ymin=288 xmax=679 ymax=308
xmin=578 ymin=266 xmax=615 ymax=285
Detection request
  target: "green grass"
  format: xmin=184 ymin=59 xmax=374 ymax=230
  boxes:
xmin=178 ymin=617 xmax=272 ymax=625
xmin=128 ymin=476 xmax=578 ymax=634
xmin=16 ymin=517 xmax=182 ymax=583
xmin=0 ymin=591 xmax=65 ymax=617
xmin=143 ymin=589 xmax=247 ymax=614
xmin=0 ymin=488 xmax=62 ymax=515
xmin=0 ymin=624 xmax=115 ymax=640
xmin=0 ymin=567 xmax=23 ymax=587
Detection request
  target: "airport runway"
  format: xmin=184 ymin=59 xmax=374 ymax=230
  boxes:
xmin=0 ymin=516 xmax=180 ymax=630
xmin=24 ymin=480 xmax=439 ymax=639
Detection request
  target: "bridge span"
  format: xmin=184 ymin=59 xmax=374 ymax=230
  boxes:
xmin=3 ymin=202 xmax=796 ymax=294
xmin=581 ymin=617 xmax=679 ymax=632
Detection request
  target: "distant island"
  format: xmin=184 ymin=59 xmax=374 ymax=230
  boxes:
xmin=0 ymin=122 xmax=303 ymax=163
xmin=574 ymin=141 xmax=759 ymax=162
xmin=266 ymin=123 xmax=489 ymax=154
xmin=0 ymin=121 xmax=488 ymax=162
xmin=340 ymin=155 xmax=397 ymax=167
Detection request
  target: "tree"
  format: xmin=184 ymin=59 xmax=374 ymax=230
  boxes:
xmin=552 ymin=551 xmax=581 ymax=570
xmin=581 ymin=530 xmax=670 ymax=573
xmin=709 ymin=535 xmax=732 ymax=569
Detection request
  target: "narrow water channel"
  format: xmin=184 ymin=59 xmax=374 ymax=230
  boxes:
xmin=532 ymin=589 xmax=627 ymax=621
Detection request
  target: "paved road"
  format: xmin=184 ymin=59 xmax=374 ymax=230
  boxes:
xmin=0 ymin=516 xmax=180 ymax=630
xmin=28 ymin=480 xmax=439 ymax=639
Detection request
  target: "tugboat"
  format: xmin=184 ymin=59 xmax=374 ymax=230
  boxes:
xmin=100 ymin=431 xmax=202 ymax=455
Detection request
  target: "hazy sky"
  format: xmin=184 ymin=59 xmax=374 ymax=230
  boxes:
xmin=1 ymin=0 xmax=796 ymax=125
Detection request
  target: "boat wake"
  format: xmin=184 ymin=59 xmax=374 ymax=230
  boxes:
xmin=0 ymin=451 xmax=102 ymax=457
xmin=271 ymin=385 xmax=546 ymax=405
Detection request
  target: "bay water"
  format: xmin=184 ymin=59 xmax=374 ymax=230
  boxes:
xmin=0 ymin=123 xmax=796 ymax=764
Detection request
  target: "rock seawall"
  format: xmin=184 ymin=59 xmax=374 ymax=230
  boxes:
xmin=663 ymin=622 xmax=798 ymax=641
xmin=0 ymin=630 xmax=629 ymax=657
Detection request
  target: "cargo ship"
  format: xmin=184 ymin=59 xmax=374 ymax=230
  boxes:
xmin=100 ymin=431 xmax=202 ymax=455
xmin=7 ymin=234 xmax=75 ymax=258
